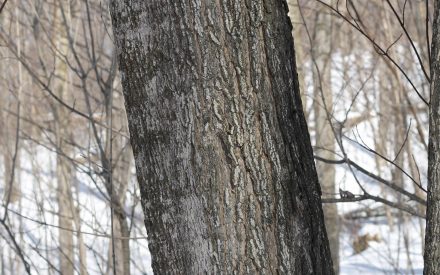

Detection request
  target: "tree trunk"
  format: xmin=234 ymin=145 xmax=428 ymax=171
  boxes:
xmin=55 ymin=141 xmax=74 ymax=275
xmin=110 ymin=1 xmax=333 ymax=274
xmin=311 ymin=3 xmax=339 ymax=274
xmin=112 ymin=145 xmax=132 ymax=275
xmin=2 ymin=2 xmax=22 ymax=205
xmin=425 ymin=1 xmax=440 ymax=274
xmin=287 ymin=0 xmax=307 ymax=108
xmin=106 ymin=123 xmax=131 ymax=275
xmin=103 ymin=82 xmax=131 ymax=275
xmin=53 ymin=1 xmax=74 ymax=274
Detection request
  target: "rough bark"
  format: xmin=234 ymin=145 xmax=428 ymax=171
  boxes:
xmin=425 ymin=1 xmax=440 ymax=274
xmin=312 ymin=5 xmax=339 ymax=274
xmin=110 ymin=0 xmax=333 ymax=274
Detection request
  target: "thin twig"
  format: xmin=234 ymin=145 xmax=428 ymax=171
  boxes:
xmin=315 ymin=155 xmax=426 ymax=205
xmin=0 ymin=220 xmax=31 ymax=274
xmin=2 ymin=205 xmax=147 ymax=240
xmin=0 ymin=0 xmax=8 ymax=14
xmin=316 ymin=0 xmax=429 ymax=106
xmin=426 ymin=0 xmax=431 ymax=70
xmin=385 ymin=0 xmax=430 ymax=82
xmin=321 ymin=194 xmax=425 ymax=218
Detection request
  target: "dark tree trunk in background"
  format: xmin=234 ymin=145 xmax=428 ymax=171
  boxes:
xmin=425 ymin=1 xmax=440 ymax=274
xmin=110 ymin=0 xmax=333 ymax=274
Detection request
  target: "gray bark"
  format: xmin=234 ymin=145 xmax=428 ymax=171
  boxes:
xmin=425 ymin=1 xmax=440 ymax=274
xmin=110 ymin=1 xmax=333 ymax=274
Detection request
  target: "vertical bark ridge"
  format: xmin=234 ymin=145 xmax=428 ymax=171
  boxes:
xmin=425 ymin=1 xmax=440 ymax=274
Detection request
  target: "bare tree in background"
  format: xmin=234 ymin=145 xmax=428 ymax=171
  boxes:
xmin=0 ymin=0 xmax=149 ymax=273
xmin=310 ymin=2 xmax=339 ymax=273
xmin=52 ymin=1 xmax=75 ymax=273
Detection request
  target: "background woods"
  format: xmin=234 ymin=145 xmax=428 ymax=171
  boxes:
xmin=0 ymin=0 xmax=438 ymax=274
xmin=0 ymin=0 xmax=150 ymax=274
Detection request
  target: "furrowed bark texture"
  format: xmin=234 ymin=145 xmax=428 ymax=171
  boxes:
xmin=425 ymin=1 xmax=440 ymax=274
xmin=110 ymin=0 xmax=333 ymax=274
